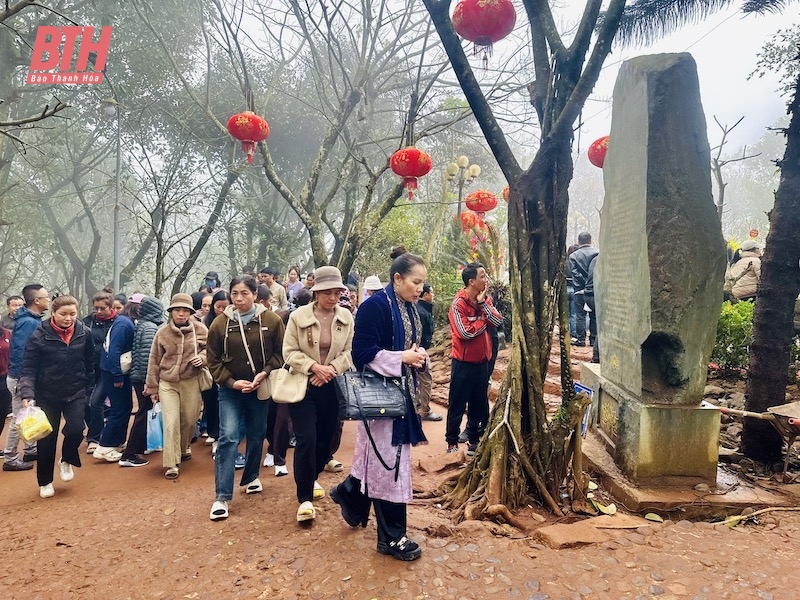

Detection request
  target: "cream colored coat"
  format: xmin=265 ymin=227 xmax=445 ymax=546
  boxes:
xmin=283 ymin=303 xmax=353 ymax=375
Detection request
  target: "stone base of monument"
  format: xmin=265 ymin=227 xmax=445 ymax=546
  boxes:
xmin=581 ymin=363 xmax=719 ymax=486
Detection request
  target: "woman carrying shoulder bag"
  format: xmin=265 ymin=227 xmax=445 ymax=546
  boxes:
xmin=145 ymin=294 xmax=208 ymax=480
xmin=206 ymin=275 xmax=285 ymax=521
xmin=283 ymin=266 xmax=353 ymax=523
xmin=329 ymin=252 xmax=428 ymax=561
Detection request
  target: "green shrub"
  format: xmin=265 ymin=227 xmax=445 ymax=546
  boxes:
xmin=711 ymin=301 xmax=754 ymax=372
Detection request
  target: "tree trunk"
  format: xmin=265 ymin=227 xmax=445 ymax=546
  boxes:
xmin=741 ymin=72 xmax=800 ymax=463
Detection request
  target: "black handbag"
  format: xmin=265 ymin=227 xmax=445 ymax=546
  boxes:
xmin=335 ymin=367 xmax=408 ymax=421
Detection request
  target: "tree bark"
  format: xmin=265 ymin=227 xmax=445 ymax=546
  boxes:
xmin=741 ymin=71 xmax=800 ymax=463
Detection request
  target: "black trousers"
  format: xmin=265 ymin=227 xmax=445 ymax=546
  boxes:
xmin=38 ymin=398 xmax=85 ymax=486
xmin=446 ymin=359 xmax=489 ymax=446
xmin=202 ymin=384 xmax=219 ymax=440
xmin=332 ymin=475 xmax=406 ymax=545
xmin=287 ymin=380 xmax=338 ymax=503
xmin=265 ymin=399 xmax=290 ymax=466
xmin=122 ymin=381 xmax=151 ymax=459
xmin=0 ymin=376 xmax=11 ymax=439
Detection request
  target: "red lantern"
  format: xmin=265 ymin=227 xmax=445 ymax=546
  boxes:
xmin=452 ymin=0 xmax=516 ymax=65
xmin=749 ymin=228 xmax=759 ymax=239
xmin=502 ymin=185 xmax=509 ymax=202
xmin=465 ymin=189 xmax=498 ymax=218
xmin=588 ymin=135 xmax=610 ymax=168
xmin=390 ymin=146 xmax=433 ymax=200
xmin=227 ymin=111 xmax=270 ymax=164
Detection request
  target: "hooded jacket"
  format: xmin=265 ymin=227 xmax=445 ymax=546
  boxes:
xmin=17 ymin=319 xmax=94 ymax=404
xmin=99 ymin=314 xmax=134 ymax=382
xmin=8 ymin=305 xmax=45 ymax=379
xmin=731 ymin=249 xmax=762 ymax=301
xmin=130 ymin=297 xmax=164 ymax=383
xmin=206 ymin=303 xmax=284 ymax=389
xmin=145 ymin=317 xmax=207 ymax=392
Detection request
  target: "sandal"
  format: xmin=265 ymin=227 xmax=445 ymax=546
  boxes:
xmin=313 ymin=481 xmax=325 ymax=500
xmin=324 ymin=458 xmax=343 ymax=473
xmin=210 ymin=500 xmax=228 ymax=521
xmin=297 ymin=501 xmax=315 ymax=522
xmin=165 ymin=467 xmax=179 ymax=480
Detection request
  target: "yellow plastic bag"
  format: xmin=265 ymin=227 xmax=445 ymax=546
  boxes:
xmin=16 ymin=404 xmax=53 ymax=443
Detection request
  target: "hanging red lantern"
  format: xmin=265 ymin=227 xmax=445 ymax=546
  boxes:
xmin=502 ymin=185 xmax=510 ymax=202
xmin=465 ymin=189 xmax=498 ymax=218
xmin=390 ymin=146 xmax=433 ymax=200
xmin=227 ymin=111 xmax=270 ymax=164
xmin=749 ymin=228 xmax=759 ymax=239
xmin=452 ymin=0 xmax=516 ymax=66
xmin=588 ymin=135 xmax=610 ymax=168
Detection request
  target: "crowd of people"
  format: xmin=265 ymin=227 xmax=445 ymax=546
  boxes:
xmin=0 ymin=252 xmax=512 ymax=562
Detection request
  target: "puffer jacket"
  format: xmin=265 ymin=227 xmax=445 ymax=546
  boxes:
xmin=8 ymin=305 xmax=44 ymax=379
xmin=283 ymin=303 xmax=353 ymax=376
xmin=17 ymin=320 xmax=94 ymax=404
xmin=207 ymin=304 xmax=284 ymax=389
xmin=130 ymin=297 xmax=164 ymax=383
xmin=83 ymin=313 xmax=114 ymax=380
xmin=145 ymin=318 xmax=208 ymax=392
xmin=100 ymin=314 xmax=134 ymax=382
xmin=730 ymin=249 xmax=762 ymax=300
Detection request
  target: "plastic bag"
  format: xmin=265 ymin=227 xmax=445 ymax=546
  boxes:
xmin=15 ymin=402 xmax=53 ymax=443
xmin=146 ymin=403 xmax=163 ymax=452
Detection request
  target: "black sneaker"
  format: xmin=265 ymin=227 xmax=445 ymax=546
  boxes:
xmin=119 ymin=455 xmax=149 ymax=467
xmin=22 ymin=452 xmax=38 ymax=462
xmin=330 ymin=486 xmax=365 ymax=528
xmin=377 ymin=536 xmax=422 ymax=561
xmin=457 ymin=431 xmax=468 ymax=444
xmin=289 ymin=436 xmax=297 ymax=448
xmin=3 ymin=460 xmax=33 ymax=471
xmin=466 ymin=444 xmax=478 ymax=456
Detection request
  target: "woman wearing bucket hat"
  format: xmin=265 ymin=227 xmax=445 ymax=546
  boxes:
xmin=282 ymin=266 xmax=354 ymax=523
xmin=145 ymin=293 xmax=208 ymax=480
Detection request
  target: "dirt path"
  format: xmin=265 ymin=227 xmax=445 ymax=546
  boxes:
xmin=1 ymin=346 xmax=799 ymax=598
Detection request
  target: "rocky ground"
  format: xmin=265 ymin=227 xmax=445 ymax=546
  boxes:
xmin=1 ymin=340 xmax=799 ymax=599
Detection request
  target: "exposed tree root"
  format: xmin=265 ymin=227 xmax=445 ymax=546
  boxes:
xmin=485 ymin=503 xmax=530 ymax=532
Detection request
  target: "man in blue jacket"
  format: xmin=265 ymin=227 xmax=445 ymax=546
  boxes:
xmin=4 ymin=284 xmax=49 ymax=471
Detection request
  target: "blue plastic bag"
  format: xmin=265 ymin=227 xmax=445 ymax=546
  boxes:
xmin=146 ymin=403 xmax=163 ymax=452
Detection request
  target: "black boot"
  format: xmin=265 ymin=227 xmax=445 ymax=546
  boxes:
xmin=330 ymin=475 xmax=370 ymax=528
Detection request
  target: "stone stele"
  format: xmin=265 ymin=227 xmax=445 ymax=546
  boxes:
xmin=592 ymin=53 xmax=726 ymax=483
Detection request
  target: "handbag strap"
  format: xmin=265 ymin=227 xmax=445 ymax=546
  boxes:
xmin=234 ymin=313 xmax=265 ymax=376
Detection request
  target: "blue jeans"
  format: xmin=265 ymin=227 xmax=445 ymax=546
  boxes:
xmin=98 ymin=370 xmax=132 ymax=448
xmin=215 ymin=386 xmax=268 ymax=501
xmin=85 ymin=380 xmax=106 ymax=443
xmin=567 ymin=284 xmax=576 ymax=337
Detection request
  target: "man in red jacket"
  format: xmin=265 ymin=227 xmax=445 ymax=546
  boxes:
xmin=446 ymin=262 xmax=503 ymax=455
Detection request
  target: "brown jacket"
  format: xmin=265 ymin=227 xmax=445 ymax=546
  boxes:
xmin=283 ymin=303 xmax=353 ymax=375
xmin=207 ymin=304 xmax=284 ymax=389
xmin=145 ymin=319 xmax=207 ymax=393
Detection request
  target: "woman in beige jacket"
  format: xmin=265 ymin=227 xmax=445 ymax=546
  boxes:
xmin=283 ymin=266 xmax=353 ymax=522
xmin=145 ymin=294 xmax=208 ymax=479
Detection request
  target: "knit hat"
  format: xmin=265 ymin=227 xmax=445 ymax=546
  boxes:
xmin=363 ymin=275 xmax=383 ymax=291
xmin=310 ymin=266 xmax=347 ymax=292
xmin=740 ymin=239 xmax=760 ymax=252
xmin=129 ymin=293 xmax=145 ymax=304
xmin=167 ymin=293 xmax=195 ymax=312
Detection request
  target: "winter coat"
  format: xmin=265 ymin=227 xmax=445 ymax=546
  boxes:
xmin=283 ymin=303 xmax=353 ymax=376
xmin=8 ymin=306 xmax=45 ymax=379
xmin=730 ymin=249 xmax=762 ymax=301
xmin=448 ymin=288 xmax=503 ymax=364
xmin=568 ymin=245 xmax=599 ymax=293
xmin=99 ymin=314 xmax=134 ymax=382
xmin=130 ymin=297 xmax=164 ymax=383
xmin=206 ymin=304 xmax=284 ymax=389
xmin=82 ymin=313 xmax=114 ymax=380
xmin=17 ymin=320 xmax=94 ymax=404
xmin=585 ymin=254 xmax=598 ymax=295
xmin=417 ymin=299 xmax=434 ymax=349
xmin=145 ymin=318 xmax=207 ymax=393
xmin=0 ymin=327 xmax=10 ymax=377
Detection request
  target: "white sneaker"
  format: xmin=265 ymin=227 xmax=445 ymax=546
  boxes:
xmin=210 ymin=500 xmax=228 ymax=521
xmin=245 ymin=478 xmax=263 ymax=494
xmin=39 ymin=483 xmax=55 ymax=498
xmin=263 ymin=453 xmax=274 ymax=467
xmin=275 ymin=465 xmax=288 ymax=477
xmin=58 ymin=460 xmax=74 ymax=482
xmin=205 ymin=436 xmax=215 ymax=445
xmin=93 ymin=447 xmax=122 ymax=462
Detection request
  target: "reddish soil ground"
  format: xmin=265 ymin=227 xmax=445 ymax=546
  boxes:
xmin=1 ymin=343 xmax=799 ymax=599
